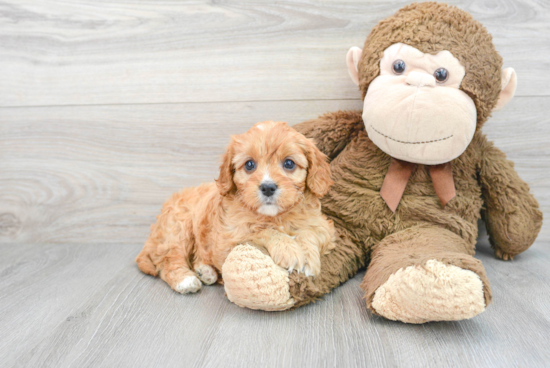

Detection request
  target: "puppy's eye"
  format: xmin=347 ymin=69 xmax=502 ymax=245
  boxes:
xmin=244 ymin=160 xmax=256 ymax=172
xmin=434 ymin=68 xmax=449 ymax=83
xmin=392 ymin=59 xmax=406 ymax=75
xmin=283 ymin=159 xmax=296 ymax=170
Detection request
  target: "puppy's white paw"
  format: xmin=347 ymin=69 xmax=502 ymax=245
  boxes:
xmin=274 ymin=249 xmax=306 ymax=274
xmin=268 ymin=236 xmax=306 ymax=273
xmin=175 ymin=276 xmax=202 ymax=294
xmin=303 ymin=258 xmax=321 ymax=278
xmin=195 ymin=264 xmax=218 ymax=285
xmin=303 ymin=265 xmax=317 ymax=277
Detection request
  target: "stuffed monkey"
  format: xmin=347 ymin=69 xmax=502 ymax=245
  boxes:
xmin=221 ymin=2 xmax=543 ymax=323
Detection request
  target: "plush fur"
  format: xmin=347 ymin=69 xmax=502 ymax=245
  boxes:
xmin=222 ymin=3 xmax=543 ymax=322
xmin=358 ymin=2 xmax=503 ymax=128
xmin=136 ymin=121 xmax=335 ymax=293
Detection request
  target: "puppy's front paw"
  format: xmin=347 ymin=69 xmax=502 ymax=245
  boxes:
xmin=175 ymin=276 xmax=202 ymax=294
xmin=195 ymin=264 xmax=218 ymax=285
xmin=303 ymin=254 xmax=321 ymax=277
xmin=268 ymin=237 xmax=306 ymax=273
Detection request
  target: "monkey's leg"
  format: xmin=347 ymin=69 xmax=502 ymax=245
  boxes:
xmin=362 ymin=225 xmax=491 ymax=323
xmin=222 ymin=227 xmax=365 ymax=311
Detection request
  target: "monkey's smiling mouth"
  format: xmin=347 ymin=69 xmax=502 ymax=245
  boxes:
xmin=369 ymin=125 xmax=453 ymax=145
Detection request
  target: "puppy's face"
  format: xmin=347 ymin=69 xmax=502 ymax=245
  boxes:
xmin=216 ymin=121 xmax=332 ymax=217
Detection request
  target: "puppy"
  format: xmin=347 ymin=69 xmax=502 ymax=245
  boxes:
xmin=136 ymin=121 xmax=335 ymax=294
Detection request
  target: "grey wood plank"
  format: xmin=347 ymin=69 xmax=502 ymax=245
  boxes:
xmin=1 ymin=97 xmax=548 ymax=245
xmin=0 ymin=243 xmax=231 ymax=368
xmin=0 ymin=243 xmax=139 ymax=366
xmin=202 ymin=239 xmax=550 ymax=368
xmin=0 ymin=240 xmax=549 ymax=368
xmin=1 ymin=99 xmax=363 ymax=245
xmin=0 ymin=0 xmax=548 ymax=107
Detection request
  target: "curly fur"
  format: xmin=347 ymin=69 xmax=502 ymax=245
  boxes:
xmin=135 ymin=121 xmax=335 ymax=293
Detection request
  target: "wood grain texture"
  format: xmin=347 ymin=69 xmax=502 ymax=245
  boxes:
xmin=0 ymin=99 xmax=362 ymax=244
xmin=1 ymin=239 xmax=549 ymax=368
xmin=1 ymin=97 xmax=548 ymax=244
xmin=0 ymin=0 xmax=549 ymax=107
xmin=0 ymin=1 xmax=549 ymax=366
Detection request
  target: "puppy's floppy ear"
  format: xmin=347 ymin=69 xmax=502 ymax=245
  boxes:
xmin=304 ymin=138 xmax=333 ymax=197
xmin=216 ymin=138 xmax=236 ymax=196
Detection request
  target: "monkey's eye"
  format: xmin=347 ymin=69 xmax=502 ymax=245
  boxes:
xmin=392 ymin=60 xmax=406 ymax=75
xmin=283 ymin=159 xmax=296 ymax=171
xmin=244 ymin=160 xmax=256 ymax=172
xmin=434 ymin=68 xmax=449 ymax=83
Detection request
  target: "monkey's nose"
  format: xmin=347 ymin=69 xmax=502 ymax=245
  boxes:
xmin=405 ymin=71 xmax=436 ymax=87
xmin=260 ymin=182 xmax=278 ymax=197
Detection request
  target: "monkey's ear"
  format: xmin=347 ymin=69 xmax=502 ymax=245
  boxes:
xmin=493 ymin=67 xmax=517 ymax=111
xmin=346 ymin=46 xmax=363 ymax=86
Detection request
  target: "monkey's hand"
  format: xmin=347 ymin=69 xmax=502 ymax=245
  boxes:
xmin=293 ymin=110 xmax=363 ymax=161
xmin=479 ymin=141 xmax=543 ymax=260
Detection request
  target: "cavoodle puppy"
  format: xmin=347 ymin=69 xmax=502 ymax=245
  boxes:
xmin=136 ymin=121 xmax=335 ymax=294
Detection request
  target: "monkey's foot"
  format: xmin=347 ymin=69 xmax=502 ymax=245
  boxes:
xmin=222 ymin=243 xmax=295 ymax=311
xmin=371 ymin=260 xmax=486 ymax=323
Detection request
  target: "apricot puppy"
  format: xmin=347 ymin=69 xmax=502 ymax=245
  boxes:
xmin=136 ymin=121 xmax=335 ymax=294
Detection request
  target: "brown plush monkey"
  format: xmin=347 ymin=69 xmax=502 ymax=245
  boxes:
xmin=222 ymin=2 xmax=542 ymax=323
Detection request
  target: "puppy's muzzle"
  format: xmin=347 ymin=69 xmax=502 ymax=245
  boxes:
xmin=260 ymin=182 xmax=278 ymax=197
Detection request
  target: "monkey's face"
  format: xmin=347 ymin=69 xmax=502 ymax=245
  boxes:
xmin=361 ymin=43 xmax=477 ymax=165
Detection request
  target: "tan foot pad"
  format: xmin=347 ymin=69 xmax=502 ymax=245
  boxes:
xmin=222 ymin=244 xmax=295 ymax=311
xmin=372 ymin=259 xmax=486 ymax=323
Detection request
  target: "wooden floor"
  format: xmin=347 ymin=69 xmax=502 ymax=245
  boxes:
xmin=1 ymin=236 xmax=550 ymax=367
xmin=1 ymin=0 xmax=549 ymax=367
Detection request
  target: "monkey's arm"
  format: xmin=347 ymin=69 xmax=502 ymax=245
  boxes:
xmin=293 ymin=110 xmax=363 ymax=160
xmin=479 ymin=140 xmax=542 ymax=260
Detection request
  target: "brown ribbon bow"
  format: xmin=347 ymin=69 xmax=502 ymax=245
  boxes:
xmin=380 ymin=158 xmax=456 ymax=212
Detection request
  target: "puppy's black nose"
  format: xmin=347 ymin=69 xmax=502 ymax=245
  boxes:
xmin=260 ymin=182 xmax=278 ymax=197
